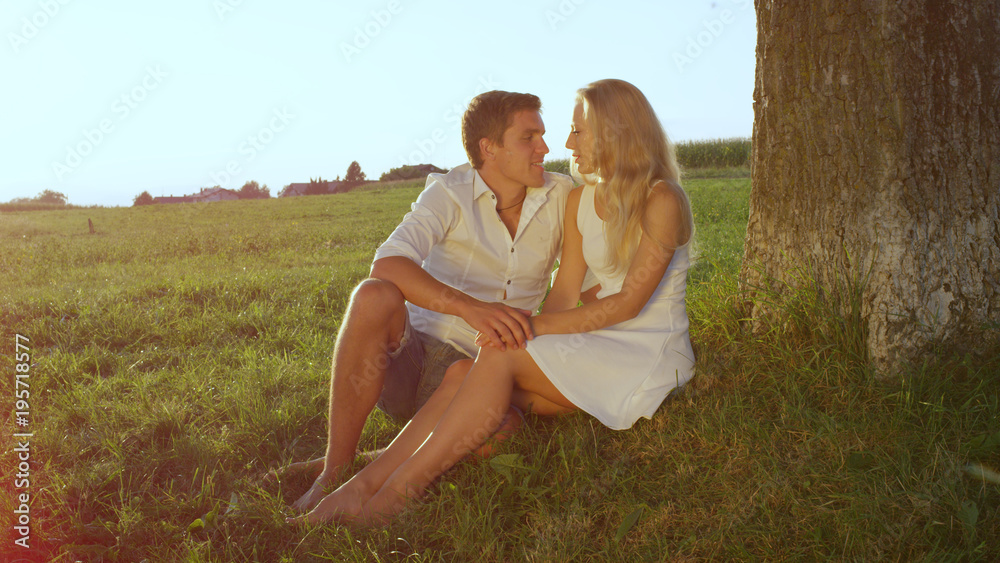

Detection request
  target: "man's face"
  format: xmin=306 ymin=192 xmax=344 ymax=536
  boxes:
xmin=491 ymin=110 xmax=550 ymax=188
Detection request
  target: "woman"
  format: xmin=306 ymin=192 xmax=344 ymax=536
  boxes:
xmin=290 ymin=78 xmax=695 ymax=526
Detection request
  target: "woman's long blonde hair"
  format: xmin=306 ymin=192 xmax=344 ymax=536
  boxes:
xmin=577 ymin=79 xmax=690 ymax=274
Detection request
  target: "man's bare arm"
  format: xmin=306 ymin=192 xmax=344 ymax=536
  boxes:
xmin=370 ymin=256 xmax=533 ymax=350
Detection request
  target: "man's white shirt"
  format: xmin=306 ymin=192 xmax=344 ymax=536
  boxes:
xmin=373 ymin=163 xmax=575 ymax=357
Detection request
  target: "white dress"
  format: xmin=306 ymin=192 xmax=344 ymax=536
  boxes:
xmin=525 ymin=184 xmax=695 ymax=430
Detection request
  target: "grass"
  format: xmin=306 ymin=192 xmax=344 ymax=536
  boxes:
xmin=2 ymin=174 xmax=998 ymax=561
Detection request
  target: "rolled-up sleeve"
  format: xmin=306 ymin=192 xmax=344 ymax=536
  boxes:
xmin=373 ymin=181 xmax=458 ymax=265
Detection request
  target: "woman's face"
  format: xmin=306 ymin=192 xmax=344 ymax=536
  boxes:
xmin=565 ymin=102 xmax=596 ymax=175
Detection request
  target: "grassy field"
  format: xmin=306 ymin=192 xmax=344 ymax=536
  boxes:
xmin=2 ymin=173 xmax=998 ymax=562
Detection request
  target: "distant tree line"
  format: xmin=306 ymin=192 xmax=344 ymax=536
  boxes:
xmin=379 ymin=163 xmax=447 ymax=182
xmin=127 ymin=159 xmax=466 ymax=207
xmin=282 ymin=161 xmax=373 ymax=197
xmin=132 ymin=181 xmax=271 ymax=206
xmin=1 ymin=190 xmax=75 ymax=211
xmin=237 ymin=181 xmax=270 ymax=199
xmin=6 ymin=189 xmax=68 ymax=205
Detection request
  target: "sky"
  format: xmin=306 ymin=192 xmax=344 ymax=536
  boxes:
xmin=2 ymin=0 xmax=756 ymax=207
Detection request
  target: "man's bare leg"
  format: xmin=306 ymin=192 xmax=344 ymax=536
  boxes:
xmin=291 ymin=278 xmax=408 ymax=512
xmin=287 ymin=359 xmax=525 ymax=525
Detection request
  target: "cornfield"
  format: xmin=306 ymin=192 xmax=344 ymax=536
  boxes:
xmin=674 ymin=137 xmax=751 ymax=169
xmin=545 ymin=138 xmax=751 ymax=176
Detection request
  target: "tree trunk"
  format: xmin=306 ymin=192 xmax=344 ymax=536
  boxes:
xmin=742 ymin=0 xmax=1000 ymax=374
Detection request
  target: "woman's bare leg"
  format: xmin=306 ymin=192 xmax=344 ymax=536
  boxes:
xmin=511 ymin=388 xmax=576 ymax=417
xmin=288 ymin=359 xmax=476 ymax=525
xmin=356 ymin=347 xmax=574 ymax=524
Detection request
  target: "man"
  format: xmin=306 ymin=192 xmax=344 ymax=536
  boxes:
xmin=285 ymin=90 xmax=580 ymax=513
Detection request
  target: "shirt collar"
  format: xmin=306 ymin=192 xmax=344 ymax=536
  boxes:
xmin=471 ymin=169 xmax=558 ymax=202
xmin=471 ymin=168 xmax=492 ymax=201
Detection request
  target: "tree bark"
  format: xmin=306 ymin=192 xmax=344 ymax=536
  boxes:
xmin=742 ymin=0 xmax=1000 ymax=374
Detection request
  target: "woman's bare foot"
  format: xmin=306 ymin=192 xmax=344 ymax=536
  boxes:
xmin=472 ymin=406 xmax=523 ymax=458
xmin=286 ymin=480 xmax=372 ymax=526
xmin=269 ymin=449 xmax=388 ymax=512
xmin=291 ymin=475 xmax=334 ymax=513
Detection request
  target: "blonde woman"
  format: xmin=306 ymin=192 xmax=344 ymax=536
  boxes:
xmin=291 ymin=79 xmax=695 ymax=526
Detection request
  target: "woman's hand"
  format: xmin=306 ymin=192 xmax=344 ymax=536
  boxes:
xmin=475 ymin=314 xmax=535 ymax=350
xmin=459 ymin=302 xmax=534 ymax=351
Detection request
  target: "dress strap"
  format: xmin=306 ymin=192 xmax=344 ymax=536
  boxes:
xmin=576 ymin=183 xmax=598 ymax=232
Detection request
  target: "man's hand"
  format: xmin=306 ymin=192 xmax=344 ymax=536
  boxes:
xmin=461 ymin=301 xmax=534 ymax=351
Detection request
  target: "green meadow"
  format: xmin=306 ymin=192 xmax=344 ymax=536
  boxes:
xmin=1 ymin=171 xmax=998 ymax=562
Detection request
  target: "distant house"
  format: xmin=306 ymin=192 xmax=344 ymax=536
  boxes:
xmin=191 ymin=187 xmax=239 ymax=202
xmin=279 ymin=181 xmax=344 ymax=197
xmin=152 ymin=187 xmax=239 ymax=204
xmin=278 ymin=184 xmax=309 ymax=197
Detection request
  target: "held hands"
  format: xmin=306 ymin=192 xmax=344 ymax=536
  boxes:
xmin=463 ymin=301 xmax=534 ymax=351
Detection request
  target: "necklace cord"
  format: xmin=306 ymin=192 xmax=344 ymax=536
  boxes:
xmin=496 ymin=193 xmax=526 ymax=212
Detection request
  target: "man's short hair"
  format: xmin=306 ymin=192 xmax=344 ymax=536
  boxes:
xmin=462 ymin=91 xmax=542 ymax=169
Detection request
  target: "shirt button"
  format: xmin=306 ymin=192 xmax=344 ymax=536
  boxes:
xmin=510 ymin=248 xmax=515 ymax=253
xmin=506 ymin=280 xmax=512 ymax=285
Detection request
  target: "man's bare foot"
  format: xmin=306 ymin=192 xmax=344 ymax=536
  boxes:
xmin=264 ymin=457 xmax=324 ymax=484
xmin=291 ymin=451 xmax=389 ymax=512
xmin=266 ymin=449 xmax=385 ymax=485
